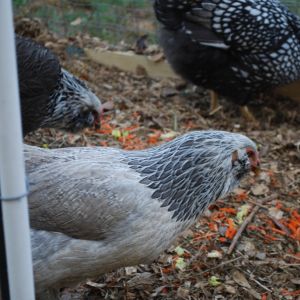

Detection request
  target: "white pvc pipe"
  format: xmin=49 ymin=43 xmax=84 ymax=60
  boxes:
xmin=0 ymin=1 xmax=35 ymax=299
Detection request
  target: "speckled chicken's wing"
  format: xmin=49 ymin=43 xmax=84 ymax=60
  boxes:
xmin=183 ymin=0 xmax=297 ymax=51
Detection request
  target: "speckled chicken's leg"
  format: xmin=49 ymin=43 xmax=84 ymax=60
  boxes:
xmin=210 ymin=90 xmax=218 ymax=111
xmin=209 ymin=90 xmax=220 ymax=113
xmin=240 ymin=105 xmax=258 ymax=125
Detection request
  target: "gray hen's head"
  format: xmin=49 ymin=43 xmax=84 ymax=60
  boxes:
xmin=128 ymin=130 xmax=259 ymax=222
xmin=42 ymin=69 xmax=102 ymax=132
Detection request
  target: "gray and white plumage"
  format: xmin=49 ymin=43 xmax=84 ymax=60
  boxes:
xmin=16 ymin=35 xmax=102 ymax=136
xmin=25 ymin=130 xmax=259 ymax=298
xmin=40 ymin=68 xmax=102 ymax=133
xmin=154 ymin=0 xmax=300 ymax=105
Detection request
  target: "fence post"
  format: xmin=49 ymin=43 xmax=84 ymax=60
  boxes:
xmin=0 ymin=0 xmax=35 ymax=299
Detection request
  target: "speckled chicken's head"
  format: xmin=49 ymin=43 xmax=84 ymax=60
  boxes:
xmin=128 ymin=131 xmax=259 ymax=222
xmin=42 ymin=69 xmax=102 ymax=132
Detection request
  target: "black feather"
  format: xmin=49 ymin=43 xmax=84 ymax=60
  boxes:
xmin=16 ymin=34 xmax=101 ymax=137
xmin=16 ymin=35 xmax=61 ymax=136
xmin=154 ymin=0 xmax=300 ymax=105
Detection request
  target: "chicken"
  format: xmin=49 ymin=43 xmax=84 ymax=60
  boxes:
xmin=16 ymin=35 xmax=102 ymax=136
xmin=24 ymin=130 xmax=259 ymax=299
xmin=153 ymin=0 xmax=300 ymax=120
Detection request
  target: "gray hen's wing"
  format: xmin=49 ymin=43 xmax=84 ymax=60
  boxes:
xmin=25 ymin=146 xmax=151 ymax=241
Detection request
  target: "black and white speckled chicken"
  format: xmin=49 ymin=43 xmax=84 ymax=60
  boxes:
xmin=154 ymin=0 xmax=300 ymax=118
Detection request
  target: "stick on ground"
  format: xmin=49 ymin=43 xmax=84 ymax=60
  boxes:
xmin=227 ymin=194 xmax=278 ymax=255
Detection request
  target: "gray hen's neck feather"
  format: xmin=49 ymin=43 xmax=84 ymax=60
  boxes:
xmin=127 ymin=131 xmax=255 ymax=222
xmin=42 ymin=69 xmax=101 ymax=131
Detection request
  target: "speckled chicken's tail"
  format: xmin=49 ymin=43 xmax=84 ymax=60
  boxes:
xmin=154 ymin=0 xmax=196 ymax=30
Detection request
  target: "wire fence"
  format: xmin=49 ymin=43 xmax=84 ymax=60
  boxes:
xmin=14 ymin=0 xmax=157 ymax=43
xmin=13 ymin=0 xmax=300 ymax=44
xmin=283 ymin=0 xmax=300 ymax=13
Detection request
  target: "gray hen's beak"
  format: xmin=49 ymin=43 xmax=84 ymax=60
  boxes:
xmin=77 ymin=90 xmax=102 ymax=131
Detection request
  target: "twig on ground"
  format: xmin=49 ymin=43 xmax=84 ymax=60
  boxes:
xmin=249 ymin=277 xmax=272 ymax=292
xmin=227 ymin=205 xmax=260 ymax=255
xmin=247 ymin=199 xmax=269 ymax=209
xmin=251 ymin=259 xmax=300 ymax=267
xmin=284 ymin=254 xmax=300 ymax=261
xmin=185 ymin=244 xmax=207 ymax=268
xmin=227 ymin=194 xmax=278 ymax=255
xmin=208 ymin=105 xmax=223 ymax=116
xmin=268 ymin=215 xmax=291 ymax=235
xmin=248 ymin=199 xmax=291 ymax=236
xmin=199 ymin=256 xmax=244 ymax=274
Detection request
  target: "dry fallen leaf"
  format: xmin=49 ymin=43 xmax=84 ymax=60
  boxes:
xmin=247 ymin=288 xmax=261 ymax=300
xmin=237 ymin=240 xmax=256 ymax=257
xmin=127 ymin=272 xmax=154 ymax=288
xmin=151 ymin=286 xmax=168 ymax=298
xmin=125 ymin=266 xmax=137 ymax=275
xmin=207 ymin=250 xmax=223 ymax=259
xmin=291 ymin=278 xmax=300 ymax=285
xmin=232 ymin=270 xmax=251 ymax=289
xmin=224 ymin=285 xmax=236 ymax=294
xmin=176 ymin=287 xmax=189 ymax=299
xmin=251 ymin=183 xmax=269 ymax=196
xmin=86 ymin=280 xmax=106 ymax=289
xmin=268 ymin=207 xmax=284 ymax=220
xmin=255 ymin=252 xmax=266 ymax=260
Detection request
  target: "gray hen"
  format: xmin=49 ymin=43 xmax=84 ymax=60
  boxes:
xmin=16 ymin=35 xmax=102 ymax=136
xmin=25 ymin=130 xmax=259 ymax=299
